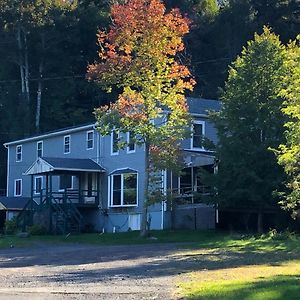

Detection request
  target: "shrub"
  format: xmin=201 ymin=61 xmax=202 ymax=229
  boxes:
xmin=28 ymin=224 xmax=47 ymax=235
xmin=5 ymin=218 xmax=17 ymax=235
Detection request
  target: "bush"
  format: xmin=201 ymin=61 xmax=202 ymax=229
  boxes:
xmin=5 ymin=218 xmax=17 ymax=235
xmin=27 ymin=224 xmax=47 ymax=235
xmin=267 ymin=228 xmax=297 ymax=240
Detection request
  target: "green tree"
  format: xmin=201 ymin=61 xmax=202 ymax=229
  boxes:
xmin=277 ymin=37 xmax=300 ymax=219
xmin=87 ymin=0 xmax=195 ymax=236
xmin=211 ymin=27 xmax=288 ymax=233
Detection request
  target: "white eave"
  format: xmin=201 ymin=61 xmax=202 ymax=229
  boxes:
xmin=4 ymin=123 xmax=96 ymax=147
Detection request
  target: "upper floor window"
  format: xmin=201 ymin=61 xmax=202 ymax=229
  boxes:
xmin=64 ymin=135 xmax=71 ymax=154
xmin=34 ymin=176 xmax=43 ymax=194
xmin=127 ymin=131 xmax=135 ymax=153
xmin=37 ymin=141 xmax=43 ymax=158
xmin=111 ymin=129 xmax=119 ymax=155
xmin=110 ymin=172 xmax=138 ymax=207
xmin=14 ymin=179 xmax=22 ymax=196
xmin=16 ymin=145 xmax=22 ymax=162
xmin=86 ymin=130 xmax=94 ymax=150
xmin=191 ymin=120 xmax=205 ymax=149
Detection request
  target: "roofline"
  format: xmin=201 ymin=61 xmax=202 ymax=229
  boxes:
xmin=49 ymin=167 xmax=105 ymax=173
xmin=4 ymin=123 xmax=96 ymax=147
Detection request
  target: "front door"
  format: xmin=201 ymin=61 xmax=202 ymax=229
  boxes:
xmin=83 ymin=173 xmax=98 ymax=203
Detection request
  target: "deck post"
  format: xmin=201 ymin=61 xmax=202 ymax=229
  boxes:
xmin=79 ymin=173 xmax=82 ymax=204
xmin=97 ymin=173 xmax=100 ymax=206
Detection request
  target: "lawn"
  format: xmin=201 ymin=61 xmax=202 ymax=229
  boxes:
xmin=176 ymin=232 xmax=300 ymax=300
xmin=0 ymin=229 xmax=226 ymax=248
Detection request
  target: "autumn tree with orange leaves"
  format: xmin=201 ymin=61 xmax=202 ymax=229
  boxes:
xmin=87 ymin=0 xmax=195 ymax=236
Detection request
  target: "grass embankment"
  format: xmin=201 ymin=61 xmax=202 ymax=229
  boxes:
xmin=0 ymin=230 xmax=224 ymax=248
xmin=177 ymin=232 xmax=300 ymax=300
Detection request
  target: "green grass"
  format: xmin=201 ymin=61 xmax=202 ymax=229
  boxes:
xmin=182 ymin=273 xmax=300 ymax=300
xmin=175 ymin=232 xmax=300 ymax=300
xmin=0 ymin=230 xmax=223 ymax=249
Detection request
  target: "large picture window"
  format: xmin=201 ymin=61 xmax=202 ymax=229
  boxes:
xmin=191 ymin=121 xmax=205 ymax=149
xmin=110 ymin=173 xmax=138 ymax=207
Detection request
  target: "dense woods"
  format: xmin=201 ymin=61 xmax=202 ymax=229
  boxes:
xmin=0 ymin=0 xmax=299 ymax=213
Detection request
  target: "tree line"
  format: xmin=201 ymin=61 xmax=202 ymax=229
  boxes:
xmin=0 ymin=0 xmax=299 ymax=225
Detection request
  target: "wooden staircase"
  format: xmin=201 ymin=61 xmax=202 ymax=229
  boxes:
xmin=16 ymin=196 xmax=83 ymax=234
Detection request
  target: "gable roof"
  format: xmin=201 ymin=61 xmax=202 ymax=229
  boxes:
xmin=187 ymin=98 xmax=221 ymax=115
xmin=4 ymin=98 xmax=220 ymax=147
xmin=24 ymin=157 xmax=105 ymax=175
xmin=4 ymin=123 xmax=95 ymax=147
xmin=0 ymin=197 xmax=30 ymax=210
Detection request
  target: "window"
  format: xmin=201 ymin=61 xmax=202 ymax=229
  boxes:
xmin=86 ymin=130 xmax=94 ymax=150
xmin=127 ymin=131 xmax=135 ymax=153
xmin=59 ymin=175 xmax=73 ymax=190
xmin=191 ymin=121 xmax=205 ymax=149
xmin=34 ymin=176 xmax=43 ymax=194
xmin=110 ymin=173 xmax=138 ymax=207
xmin=14 ymin=179 xmax=22 ymax=196
xmin=37 ymin=141 xmax=43 ymax=158
xmin=111 ymin=129 xmax=119 ymax=155
xmin=64 ymin=135 xmax=70 ymax=154
xmin=16 ymin=145 xmax=22 ymax=162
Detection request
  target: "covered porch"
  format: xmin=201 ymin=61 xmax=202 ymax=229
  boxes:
xmin=175 ymin=150 xmax=216 ymax=205
xmin=24 ymin=157 xmax=105 ymax=208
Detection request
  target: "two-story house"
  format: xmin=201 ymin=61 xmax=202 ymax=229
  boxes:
xmin=2 ymin=98 xmax=220 ymax=233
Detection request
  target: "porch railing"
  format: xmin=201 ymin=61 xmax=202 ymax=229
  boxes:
xmin=32 ymin=189 xmax=100 ymax=206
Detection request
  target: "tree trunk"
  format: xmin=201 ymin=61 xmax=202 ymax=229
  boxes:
xmin=35 ymin=33 xmax=45 ymax=133
xmin=23 ymin=28 xmax=30 ymax=105
xmin=16 ymin=26 xmax=25 ymax=100
xmin=140 ymin=142 xmax=150 ymax=237
xmin=257 ymin=208 xmax=263 ymax=234
xmin=16 ymin=26 xmax=30 ymax=135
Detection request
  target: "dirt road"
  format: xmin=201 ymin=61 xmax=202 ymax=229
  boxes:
xmin=0 ymin=243 xmax=190 ymax=299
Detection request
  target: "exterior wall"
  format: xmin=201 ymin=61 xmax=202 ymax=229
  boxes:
xmin=4 ymin=98 xmax=220 ymax=232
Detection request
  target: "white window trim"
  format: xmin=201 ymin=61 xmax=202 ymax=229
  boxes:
xmin=34 ymin=176 xmax=43 ymax=194
xmin=14 ymin=179 xmax=22 ymax=197
xmin=191 ymin=120 xmax=205 ymax=150
xmin=37 ymin=141 xmax=43 ymax=158
xmin=86 ymin=130 xmax=94 ymax=150
xmin=110 ymin=129 xmax=119 ymax=156
xmin=16 ymin=145 xmax=22 ymax=162
xmin=64 ymin=135 xmax=71 ymax=154
xmin=126 ymin=132 xmax=136 ymax=154
xmin=109 ymin=173 xmax=138 ymax=207
xmin=58 ymin=175 xmax=74 ymax=191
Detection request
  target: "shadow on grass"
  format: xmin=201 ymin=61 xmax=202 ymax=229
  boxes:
xmin=183 ymin=275 xmax=300 ymax=300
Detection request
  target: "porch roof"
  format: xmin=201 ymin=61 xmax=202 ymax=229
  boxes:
xmin=183 ymin=149 xmax=215 ymax=167
xmin=24 ymin=157 xmax=105 ymax=175
xmin=0 ymin=197 xmax=30 ymax=210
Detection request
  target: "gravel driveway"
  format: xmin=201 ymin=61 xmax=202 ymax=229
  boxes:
xmin=0 ymin=243 xmax=191 ymax=300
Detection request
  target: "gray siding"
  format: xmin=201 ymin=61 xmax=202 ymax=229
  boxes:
xmin=4 ymin=98 xmax=220 ymax=232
